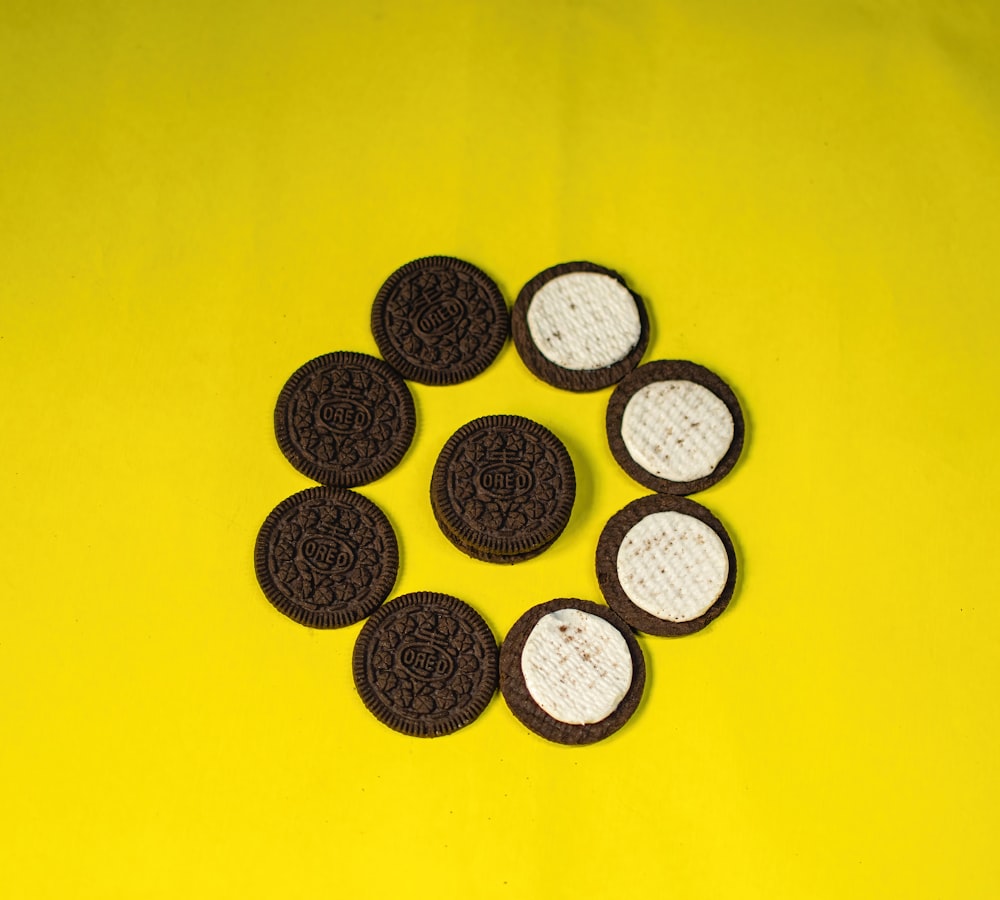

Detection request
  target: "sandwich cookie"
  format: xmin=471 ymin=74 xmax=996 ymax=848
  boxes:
xmin=430 ymin=415 xmax=576 ymax=564
xmin=607 ymin=359 xmax=744 ymax=494
xmin=512 ymin=261 xmax=649 ymax=392
xmin=353 ymin=592 xmax=499 ymax=737
xmin=274 ymin=351 xmax=415 ymax=487
xmin=597 ymin=493 xmax=736 ymax=637
xmin=371 ymin=256 xmax=508 ymax=385
xmin=500 ymin=599 xmax=646 ymax=745
xmin=254 ymin=487 xmax=399 ymax=628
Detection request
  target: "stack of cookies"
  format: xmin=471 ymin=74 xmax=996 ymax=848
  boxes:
xmin=430 ymin=414 xmax=576 ymax=564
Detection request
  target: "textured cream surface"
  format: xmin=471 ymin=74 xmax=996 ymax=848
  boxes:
xmin=526 ymin=272 xmax=641 ymax=370
xmin=621 ymin=380 xmax=734 ymax=481
xmin=521 ymin=608 xmax=633 ymax=725
xmin=617 ymin=511 xmax=729 ymax=622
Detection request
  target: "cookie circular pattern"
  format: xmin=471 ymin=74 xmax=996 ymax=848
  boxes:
xmin=607 ymin=359 xmax=744 ymax=494
xmin=512 ymin=261 xmax=649 ymax=392
xmin=500 ymin=598 xmax=645 ymax=744
xmin=597 ymin=494 xmax=737 ymax=636
xmin=259 ymin=256 xmax=748 ymax=742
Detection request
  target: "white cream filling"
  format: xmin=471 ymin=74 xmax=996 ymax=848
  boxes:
xmin=621 ymin=380 xmax=734 ymax=482
xmin=521 ymin=607 xmax=633 ymax=725
xmin=617 ymin=511 xmax=728 ymax=622
xmin=526 ymin=272 xmax=641 ymax=370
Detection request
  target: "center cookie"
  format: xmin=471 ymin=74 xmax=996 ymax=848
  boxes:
xmin=430 ymin=415 xmax=576 ymax=564
xmin=352 ymin=592 xmax=499 ymax=737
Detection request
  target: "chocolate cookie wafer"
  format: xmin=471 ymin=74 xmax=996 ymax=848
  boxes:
xmin=597 ymin=494 xmax=737 ymax=637
xmin=371 ymin=256 xmax=509 ymax=385
xmin=430 ymin=415 xmax=576 ymax=563
xmin=606 ymin=359 xmax=745 ymax=494
xmin=500 ymin=598 xmax=646 ymax=745
xmin=353 ymin=592 xmax=499 ymax=737
xmin=254 ymin=487 xmax=399 ymax=628
xmin=429 ymin=498 xmax=559 ymax=565
xmin=512 ymin=261 xmax=649 ymax=392
xmin=274 ymin=351 xmax=415 ymax=487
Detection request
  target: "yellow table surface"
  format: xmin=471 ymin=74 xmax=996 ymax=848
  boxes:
xmin=3 ymin=2 xmax=999 ymax=897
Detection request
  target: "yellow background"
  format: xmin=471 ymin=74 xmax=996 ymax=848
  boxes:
xmin=3 ymin=1 xmax=999 ymax=897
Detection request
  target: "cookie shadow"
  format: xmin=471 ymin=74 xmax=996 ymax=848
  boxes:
xmin=722 ymin=505 xmax=747 ymax=620
xmin=725 ymin=371 xmax=753 ymax=483
xmin=556 ymin=431 xmax=596 ymax=548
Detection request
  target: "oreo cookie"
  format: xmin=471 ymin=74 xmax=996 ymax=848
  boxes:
xmin=606 ymin=359 xmax=745 ymax=494
xmin=430 ymin=415 xmax=576 ymax=564
xmin=274 ymin=351 xmax=415 ymax=487
xmin=352 ymin=592 xmax=499 ymax=737
xmin=500 ymin=598 xmax=646 ymax=745
xmin=371 ymin=256 xmax=509 ymax=385
xmin=254 ymin=487 xmax=399 ymax=628
xmin=512 ymin=261 xmax=649 ymax=392
xmin=430 ymin=500 xmax=559 ymax=565
xmin=597 ymin=494 xmax=737 ymax=637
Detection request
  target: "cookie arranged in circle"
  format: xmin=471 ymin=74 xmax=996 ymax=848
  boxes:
xmin=254 ymin=487 xmax=399 ymax=628
xmin=597 ymin=493 xmax=737 ymax=637
xmin=500 ymin=598 xmax=646 ymax=745
xmin=274 ymin=351 xmax=415 ymax=487
xmin=512 ymin=261 xmax=649 ymax=392
xmin=353 ymin=592 xmax=499 ymax=737
xmin=430 ymin=415 xmax=576 ymax=563
xmin=606 ymin=359 xmax=745 ymax=494
xmin=371 ymin=256 xmax=509 ymax=385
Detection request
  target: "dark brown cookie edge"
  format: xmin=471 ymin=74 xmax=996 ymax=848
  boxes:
xmin=429 ymin=494 xmax=560 ymax=565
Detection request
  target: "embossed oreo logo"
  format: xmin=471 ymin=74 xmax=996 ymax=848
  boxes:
xmin=413 ymin=296 xmax=466 ymax=336
xmin=477 ymin=463 xmax=535 ymax=498
xmin=298 ymin=535 xmax=356 ymax=574
xmin=397 ymin=643 xmax=455 ymax=680
xmin=318 ymin=398 xmax=372 ymax=433
xmin=396 ymin=624 xmax=456 ymax=681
